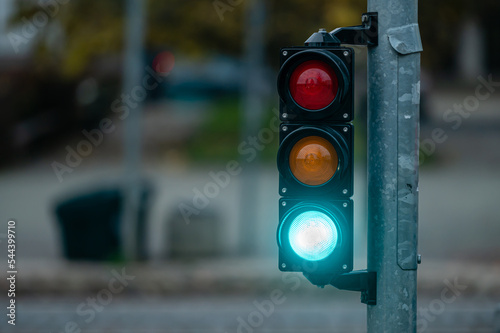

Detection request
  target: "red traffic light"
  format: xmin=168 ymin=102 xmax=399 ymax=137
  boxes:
xmin=289 ymin=60 xmax=339 ymax=110
xmin=277 ymin=48 xmax=353 ymax=121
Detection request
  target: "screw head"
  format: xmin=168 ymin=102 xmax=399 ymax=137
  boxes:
xmin=282 ymin=201 xmax=286 ymax=207
xmin=282 ymin=187 xmax=287 ymax=193
xmin=342 ymin=264 xmax=347 ymax=270
xmin=343 ymin=113 xmax=348 ymax=119
xmin=282 ymin=126 xmax=288 ymax=132
xmin=282 ymin=50 xmax=288 ymax=56
xmin=281 ymin=263 xmax=287 ymax=268
xmin=343 ymin=202 xmax=348 ymax=208
xmin=282 ymin=113 xmax=288 ymax=119
xmin=343 ymin=50 xmax=349 ymax=57
xmin=342 ymin=189 xmax=348 ymax=194
xmin=343 ymin=127 xmax=348 ymax=132
xmin=417 ymin=254 xmax=422 ymax=264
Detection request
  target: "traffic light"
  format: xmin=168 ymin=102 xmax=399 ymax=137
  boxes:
xmin=276 ymin=45 xmax=354 ymax=287
xmin=274 ymin=15 xmax=378 ymax=304
xmin=277 ymin=48 xmax=353 ymax=122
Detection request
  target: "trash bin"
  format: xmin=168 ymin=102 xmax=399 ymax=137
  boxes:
xmin=54 ymin=183 xmax=152 ymax=261
xmin=55 ymin=188 xmax=123 ymax=260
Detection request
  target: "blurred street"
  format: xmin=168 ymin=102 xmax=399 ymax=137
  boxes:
xmin=1 ymin=0 xmax=500 ymax=331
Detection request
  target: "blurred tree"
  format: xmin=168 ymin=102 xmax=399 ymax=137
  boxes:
xmin=266 ymin=0 xmax=365 ymax=67
xmin=9 ymin=1 xmax=124 ymax=77
xmin=8 ymin=0 xmax=366 ymax=76
xmin=8 ymin=0 xmax=500 ymax=77
xmin=146 ymin=0 xmax=244 ymax=57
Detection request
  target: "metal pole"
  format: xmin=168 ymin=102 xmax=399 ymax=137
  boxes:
xmin=239 ymin=0 xmax=266 ymax=255
xmin=367 ymin=0 xmax=421 ymax=330
xmin=122 ymin=0 xmax=144 ymax=261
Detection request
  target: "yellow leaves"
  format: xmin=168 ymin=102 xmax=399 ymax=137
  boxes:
xmin=324 ymin=1 xmax=364 ymax=28
xmin=59 ymin=15 xmax=123 ymax=77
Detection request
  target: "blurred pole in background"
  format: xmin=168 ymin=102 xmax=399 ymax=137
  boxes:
xmin=122 ymin=0 xmax=145 ymax=261
xmin=458 ymin=20 xmax=486 ymax=82
xmin=239 ymin=0 xmax=266 ymax=256
xmin=495 ymin=304 xmax=500 ymax=333
xmin=367 ymin=0 xmax=421 ymax=330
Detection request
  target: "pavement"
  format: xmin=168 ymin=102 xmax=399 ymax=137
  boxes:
xmin=0 ymin=258 xmax=499 ymax=297
xmin=1 ymin=294 xmax=497 ymax=333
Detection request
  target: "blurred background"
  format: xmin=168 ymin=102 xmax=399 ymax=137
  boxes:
xmin=0 ymin=0 xmax=499 ymax=332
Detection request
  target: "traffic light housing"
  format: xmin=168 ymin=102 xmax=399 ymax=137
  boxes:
xmin=277 ymin=46 xmax=354 ymax=286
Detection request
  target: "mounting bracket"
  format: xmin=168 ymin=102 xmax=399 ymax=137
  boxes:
xmin=330 ymin=270 xmax=377 ymax=305
xmin=304 ymin=12 xmax=378 ymax=47
xmin=331 ymin=12 xmax=378 ymax=46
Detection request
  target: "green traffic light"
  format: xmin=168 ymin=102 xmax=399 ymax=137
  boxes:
xmin=288 ymin=210 xmax=338 ymax=261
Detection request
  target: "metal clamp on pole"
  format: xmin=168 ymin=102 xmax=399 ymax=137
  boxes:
xmin=330 ymin=12 xmax=378 ymax=47
xmin=304 ymin=13 xmax=378 ymax=47
xmin=330 ymin=270 xmax=377 ymax=305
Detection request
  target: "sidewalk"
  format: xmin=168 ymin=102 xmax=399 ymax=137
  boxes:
xmin=4 ymin=258 xmax=500 ymax=298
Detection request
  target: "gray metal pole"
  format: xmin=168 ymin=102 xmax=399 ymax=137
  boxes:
xmin=122 ymin=0 xmax=144 ymax=261
xmin=367 ymin=0 xmax=421 ymax=331
xmin=239 ymin=0 xmax=266 ymax=255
